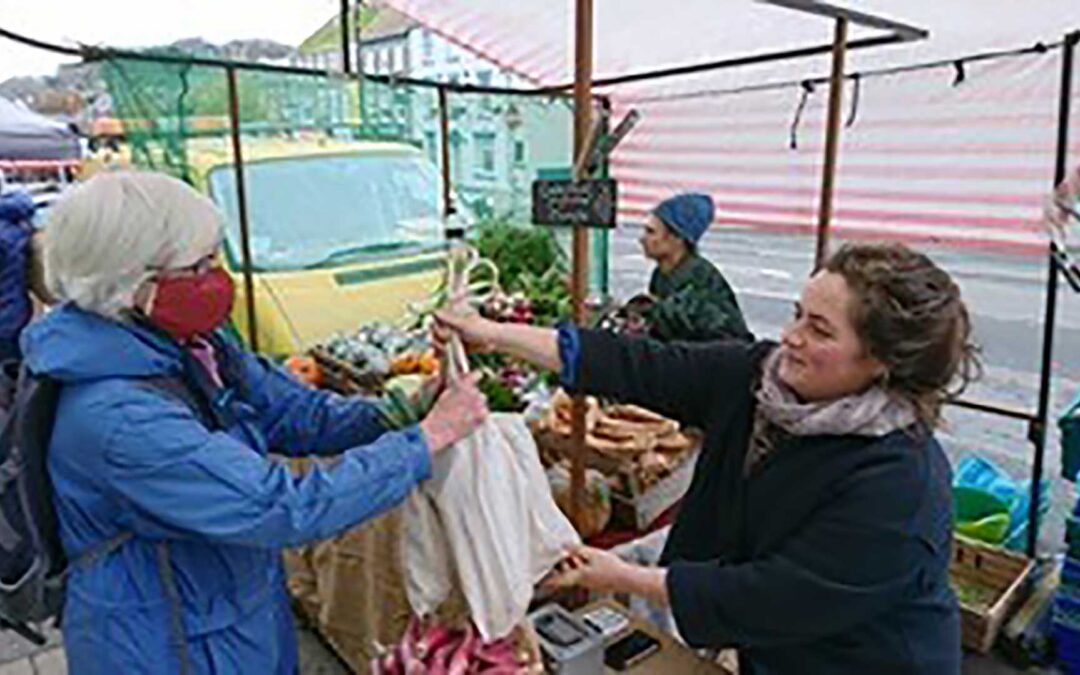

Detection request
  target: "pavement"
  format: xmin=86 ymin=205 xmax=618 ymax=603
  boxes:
xmin=0 ymin=621 xmax=352 ymax=675
xmin=0 ymin=622 xmax=1057 ymax=674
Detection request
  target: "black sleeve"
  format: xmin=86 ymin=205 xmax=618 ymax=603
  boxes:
xmin=572 ymin=329 xmax=763 ymax=429
xmin=665 ymin=444 xmax=934 ymax=648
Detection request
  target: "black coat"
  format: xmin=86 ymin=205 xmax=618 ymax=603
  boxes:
xmin=572 ymin=330 xmax=961 ymax=675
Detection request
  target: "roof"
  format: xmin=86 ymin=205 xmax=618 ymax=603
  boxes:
xmin=0 ymin=96 xmax=80 ymax=161
xmin=299 ymin=5 xmax=418 ymax=55
xmin=378 ymin=0 xmax=1080 ymax=94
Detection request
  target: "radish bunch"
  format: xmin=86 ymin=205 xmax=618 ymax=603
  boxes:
xmin=481 ymin=292 xmax=535 ymax=325
xmin=372 ymin=617 xmax=530 ymax=675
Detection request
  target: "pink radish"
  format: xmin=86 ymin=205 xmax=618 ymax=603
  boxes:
xmin=447 ymin=624 xmax=478 ymax=675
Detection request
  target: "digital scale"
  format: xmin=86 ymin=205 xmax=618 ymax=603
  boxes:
xmin=529 ymin=604 xmax=606 ymax=675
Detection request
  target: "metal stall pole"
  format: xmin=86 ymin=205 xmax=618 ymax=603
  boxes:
xmin=438 ymin=86 xmax=456 ymax=225
xmin=814 ymin=17 xmax=848 ymax=269
xmin=340 ymin=0 xmax=352 ymax=74
xmin=569 ymin=0 xmax=594 ymax=528
xmin=355 ymin=1 xmax=364 ymax=78
xmin=226 ymin=66 xmax=260 ymax=353
xmin=1028 ymin=31 xmax=1078 ymax=557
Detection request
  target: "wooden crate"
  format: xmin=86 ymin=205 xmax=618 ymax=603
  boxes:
xmin=950 ymin=536 xmax=1034 ymax=653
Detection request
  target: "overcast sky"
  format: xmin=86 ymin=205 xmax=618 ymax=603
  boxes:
xmin=0 ymin=0 xmax=343 ymax=80
xmin=4 ymin=1 xmax=1080 ymax=88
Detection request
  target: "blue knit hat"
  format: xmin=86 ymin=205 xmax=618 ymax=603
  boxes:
xmin=652 ymin=193 xmax=714 ymax=246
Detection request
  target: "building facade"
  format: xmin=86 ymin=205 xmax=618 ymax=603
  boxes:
xmin=297 ymin=7 xmax=571 ymax=221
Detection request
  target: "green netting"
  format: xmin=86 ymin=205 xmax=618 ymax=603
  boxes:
xmin=101 ymin=53 xmax=608 ymax=292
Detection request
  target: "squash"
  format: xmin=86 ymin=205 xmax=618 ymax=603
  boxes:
xmin=284 ymin=355 xmax=323 ymax=387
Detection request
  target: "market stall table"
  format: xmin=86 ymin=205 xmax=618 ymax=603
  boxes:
xmin=575 ymin=600 xmax=733 ymax=675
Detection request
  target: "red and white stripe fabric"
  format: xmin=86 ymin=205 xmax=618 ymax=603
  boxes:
xmin=611 ymin=50 xmax=1079 ymax=254
xmin=380 ymin=0 xmax=1080 ymax=254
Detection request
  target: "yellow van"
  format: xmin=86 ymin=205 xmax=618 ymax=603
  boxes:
xmin=188 ymin=138 xmax=450 ymax=356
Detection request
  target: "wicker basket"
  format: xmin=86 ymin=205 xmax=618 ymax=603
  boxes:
xmin=950 ymin=536 xmax=1034 ymax=653
xmin=532 ymin=426 xmax=700 ymax=533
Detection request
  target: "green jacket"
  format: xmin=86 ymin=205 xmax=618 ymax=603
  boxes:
xmin=646 ymin=253 xmax=752 ymax=343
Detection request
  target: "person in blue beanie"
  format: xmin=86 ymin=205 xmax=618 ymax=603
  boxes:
xmin=636 ymin=192 xmax=752 ymax=342
xmin=0 ymin=190 xmax=38 ymax=361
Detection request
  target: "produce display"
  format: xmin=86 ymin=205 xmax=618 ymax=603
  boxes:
xmin=595 ymin=294 xmax=653 ymax=337
xmin=372 ymin=617 xmax=539 ymax=674
xmin=952 ymin=578 xmax=999 ymax=614
xmin=376 ymin=374 xmax=438 ymax=430
xmin=467 ymin=220 xmax=571 ymax=411
xmin=321 ymin=323 xmax=433 ymax=383
xmin=283 ymin=354 xmax=324 ymax=387
xmin=535 ymin=390 xmax=696 ymax=490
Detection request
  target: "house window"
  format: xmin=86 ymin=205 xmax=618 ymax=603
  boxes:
xmin=473 ymin=133 xmax=496 ymax=178
xmin=477 ymin=70 xmax=493 ymax=87
xmin=421 ymin=30 xmax=434 ymax=65
xmin=513 ymin=140 xmax=526 ymax=165
xmin=425 ymin=131 xmax=438 ymax=166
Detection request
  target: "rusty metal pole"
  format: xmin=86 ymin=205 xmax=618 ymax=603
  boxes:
xmin=226 ymin=66 xmax=259 ymax=352
xmin=814 ymin=17 xmax=848 ymax=269
xmin=568 ymin=0 xmax=594 ymax=530
xmin=340 ymin=0 xmax=352 ymax=74
xmin=438 ymin=86 xmax=454 ymax=222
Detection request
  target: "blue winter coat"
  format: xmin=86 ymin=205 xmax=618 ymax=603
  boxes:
xmin=21 ymin=305 xmax=432 ymax=674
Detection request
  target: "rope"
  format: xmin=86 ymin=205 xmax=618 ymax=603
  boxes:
xmin=789 ymin=80 xmax=814 ymax=150
xmin=625 ymin=38 xmax=1067 ymax=105
xmin=844 ymin=73 xmax=861 ymax=128
xmin=952 ymin=60 xmax=966 ymax=86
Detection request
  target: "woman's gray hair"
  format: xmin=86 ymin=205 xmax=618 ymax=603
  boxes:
xmin=44 ymin=171 xmax=223 ymax=318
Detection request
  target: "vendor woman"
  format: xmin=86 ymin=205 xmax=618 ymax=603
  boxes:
xmin=436 ymin=242 xmax=973 ymax=674
xmin=635 ymin=192 xmax=752 ymax=342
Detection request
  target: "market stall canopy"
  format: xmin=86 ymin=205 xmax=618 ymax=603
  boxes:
xmin=0 ymin=96 xmax=80 ymax=160
xmin=382 ymin=0 xmax=1080 ymax=96
xmin=380 ymin=1 xmax=1080 ymax=253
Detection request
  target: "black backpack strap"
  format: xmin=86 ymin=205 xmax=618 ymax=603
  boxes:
xmin=135 ymin=369 xmax=229 ymax=431
xmin=66 ymin=532 xmax=133 ymax=575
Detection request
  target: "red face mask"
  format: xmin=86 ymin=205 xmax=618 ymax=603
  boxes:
xmin=148 ymin=268 xmax=235 ymax=341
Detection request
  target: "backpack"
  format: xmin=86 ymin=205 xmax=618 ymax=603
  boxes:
xmin=0 ymin=342 xmax=230 ymax=648
xmin=0 ymin=359 xmax=82 ymax=644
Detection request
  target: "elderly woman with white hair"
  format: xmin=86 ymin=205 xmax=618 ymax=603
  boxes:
xmin=21 ymin=171 xmax=488 ymax=674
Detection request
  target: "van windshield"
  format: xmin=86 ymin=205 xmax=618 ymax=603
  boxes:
xmin=208 ymin=152 xmax=446 ymax=271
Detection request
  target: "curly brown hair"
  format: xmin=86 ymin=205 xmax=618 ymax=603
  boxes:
xmin=824 ymin=242 xmax=981 ymax=427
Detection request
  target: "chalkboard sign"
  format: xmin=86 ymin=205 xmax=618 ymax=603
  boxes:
xmin=532 ymin=179 xmax=617 ymax=228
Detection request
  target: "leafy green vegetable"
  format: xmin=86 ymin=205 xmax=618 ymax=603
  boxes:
xmin=376 ymin=374 xmax=436 ymax=429
xmin=470 ymin=219 xmax=567 ymax=294
xmin=479 ymin=376 xmax=521 ymax=413
xmin=952 ymin=579 xmax=998 ymax=613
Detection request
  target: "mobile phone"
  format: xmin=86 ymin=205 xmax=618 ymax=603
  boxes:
xmin=582 ymin=605 xmax=630 ymax=639
xmin=604 ymin=629 xmax=661 ymax=671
